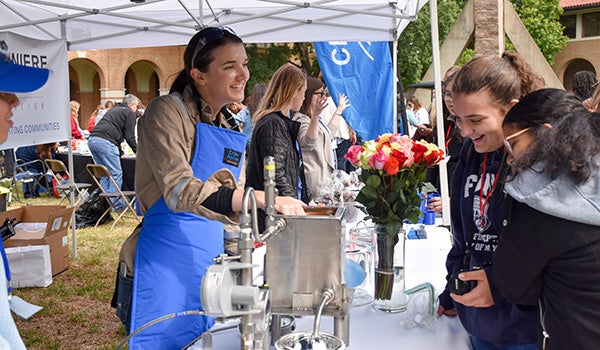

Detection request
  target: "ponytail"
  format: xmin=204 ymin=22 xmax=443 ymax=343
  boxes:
xmin=169 ymin=70 xmax=191 ymax=94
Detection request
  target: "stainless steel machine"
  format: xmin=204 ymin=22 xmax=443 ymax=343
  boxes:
xmin=200 ymin=157 xmax=351 ymax=349
xmin=266 ymin=206 xmax=351 ymax=346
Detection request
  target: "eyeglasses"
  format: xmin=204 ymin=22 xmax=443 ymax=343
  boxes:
xmin=503 ymin=127 xmax=531 ymax=156
xmin=313 ymin=90 xmax=327 ymax=97
xmin=190 ymin=26 xmax=237 ymax=67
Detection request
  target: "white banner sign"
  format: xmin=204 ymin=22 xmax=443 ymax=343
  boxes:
xmin=0 ymin=32 xmax=69 ymax=150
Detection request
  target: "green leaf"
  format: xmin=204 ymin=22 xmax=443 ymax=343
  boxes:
xmin=361 ymin=185 xmax=378 ymax=199
xmin=366 ymin=174 xmax=381 ymax=187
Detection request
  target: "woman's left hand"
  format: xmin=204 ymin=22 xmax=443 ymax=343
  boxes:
xmin=274 ymin=196 xmax=306 ymax=215
xmin=450 ymin=269 xmax=495 ymax=308
xmin=336 ymin=93 xmax=350 ymax=112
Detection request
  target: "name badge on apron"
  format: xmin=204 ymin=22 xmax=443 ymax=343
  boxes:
xmin=191 ymin=122 xmax=247 ymax=182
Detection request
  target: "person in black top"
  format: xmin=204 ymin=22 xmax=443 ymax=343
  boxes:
xmin=88 ymin=94 xmax=139 ymax=210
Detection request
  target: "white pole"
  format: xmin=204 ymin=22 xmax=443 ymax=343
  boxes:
xmin=61 ymin=18 xmax=78 ymax=259
xmin=429 ymin=0 xmax=451 ymax=225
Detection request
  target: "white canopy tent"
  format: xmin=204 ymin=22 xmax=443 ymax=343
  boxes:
xmin=1 ymin=0 xmax=449 ymax=256
xmin=2 ymin=0 xmax=425 ymax=48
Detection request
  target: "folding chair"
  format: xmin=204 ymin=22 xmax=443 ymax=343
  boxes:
xmin=0 ymin=149 xmax=15 ymax=205
xmin=86 ymin=164 xmax=140 ymax=229
xmin=44 ymin=158 xmax=92 ymax=206
xmin=13 ymin=158 xmax=50 ymax=201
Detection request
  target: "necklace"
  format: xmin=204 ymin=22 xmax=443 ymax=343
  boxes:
xmin=476 ymin=151 xmax=503 ymax=232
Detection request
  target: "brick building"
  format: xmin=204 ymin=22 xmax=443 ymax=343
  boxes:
xmin=554 ymin=0 xmax=600 ymax=92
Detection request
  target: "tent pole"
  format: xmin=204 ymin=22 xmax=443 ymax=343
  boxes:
xmin=392 ymin=39 xmax=398 ymax=134
xmin=61 ymin=18 xmax=78 ymax=259
xmin=392 ymin=1 xmax=399 ymax=135
xmin=429 ymin=0 xmax=450 ymax=225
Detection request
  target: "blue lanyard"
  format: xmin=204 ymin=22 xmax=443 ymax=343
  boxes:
xmin=0 ymin=239 xmax=12 ymax=298
xmin=288 ymin=110 xmax=304 ymax=199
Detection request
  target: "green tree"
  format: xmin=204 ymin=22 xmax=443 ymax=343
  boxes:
xmin=245 ymin=42 xmax=320 ymax=96
xmin=397 ymin=0 xmax=461 ymax=88
xmin=245 ymin=43 xmax=294 ymax=95
xmin=397 ymin=0 xmax=568 ymax=88
xmin=511 ymin=0 xmax=567 ymax=64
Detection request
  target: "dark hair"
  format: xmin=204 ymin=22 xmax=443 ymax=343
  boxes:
xmin=170 ymin=27 xmax=243 ymax=94
xmin=591 ymin=82 xmax=600 ymax=112
xmin=247 ymin=83 xmax=267 ymax=116
xmin=299 ymin=77 xmax=325 ymax=116
xmin=543 ymin=109 xmax=600 ymax=184
xmin=443 ymin=65 xmax=461 ymax=86
xmin=503 ymin=88 xmax=582 ymax=130
xmin=571 ymin=70 xmax=598 ymax=101
xmin=453 ymin=51 xmax=544 ymax=114
xmin=503 ymin=88 xmax=598 ymax=184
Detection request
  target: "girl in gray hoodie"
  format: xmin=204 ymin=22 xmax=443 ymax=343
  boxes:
xmin=494 ymin=88 xmax=600 ymax=350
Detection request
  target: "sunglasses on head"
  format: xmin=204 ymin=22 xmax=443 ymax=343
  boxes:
xmin=190 ymin=26 xmax=237 ymax=66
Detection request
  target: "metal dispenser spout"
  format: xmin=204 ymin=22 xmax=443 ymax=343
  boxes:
xmin=261 ymin=156 xmax=286 ymax=241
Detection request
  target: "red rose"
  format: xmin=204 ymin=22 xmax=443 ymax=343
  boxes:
xmin=411 ymin=142 xmax=428 ymax=164
xmin=383 ymin=157 xmax=400 ymax=175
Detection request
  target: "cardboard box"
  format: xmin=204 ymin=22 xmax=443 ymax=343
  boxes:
xmin=0 ymin=205 xmax=73 ymax=276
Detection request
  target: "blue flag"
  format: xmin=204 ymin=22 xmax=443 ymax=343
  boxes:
xmin=314 ymin=41 xmax=394 ymax=141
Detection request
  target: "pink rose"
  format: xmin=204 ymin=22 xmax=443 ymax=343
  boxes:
xmin=344 ymin=145 xmax=364 ymax=165
xmin=369 ymin=149 xmax=389 ymax=170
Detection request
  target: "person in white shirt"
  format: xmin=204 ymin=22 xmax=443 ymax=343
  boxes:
xmin=319 ymin=89 xmax=357 ymax=172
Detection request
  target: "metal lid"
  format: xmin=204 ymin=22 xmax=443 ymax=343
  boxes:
xmin=275 ymin=332 xmax=345 ymax=350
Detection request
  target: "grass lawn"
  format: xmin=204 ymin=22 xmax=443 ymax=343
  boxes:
xmin=7 ymin=193 xmax=135 ymax=349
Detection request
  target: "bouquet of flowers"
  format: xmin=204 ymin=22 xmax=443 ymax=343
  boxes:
xmin=345 ymin=133 xmax=444 ymax=303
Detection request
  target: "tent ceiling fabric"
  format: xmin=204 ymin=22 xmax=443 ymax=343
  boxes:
xmin=1 ymin=0 xmax=427 ymax=50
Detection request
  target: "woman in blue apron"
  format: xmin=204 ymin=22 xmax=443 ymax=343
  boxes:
xmin=130 ymin=27 xmax=305 ymax=349
xmin=0 ymin=47 xmax=50 ymax=349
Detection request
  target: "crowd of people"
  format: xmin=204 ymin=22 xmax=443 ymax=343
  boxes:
xmin=2 ymin=24 xmax=600 ymax=350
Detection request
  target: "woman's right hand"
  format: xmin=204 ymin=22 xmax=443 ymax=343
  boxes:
xmin=312 ymin=95 xmax=328 ymax=118
xmin=274 ymin=196 xmax=306 ymax=215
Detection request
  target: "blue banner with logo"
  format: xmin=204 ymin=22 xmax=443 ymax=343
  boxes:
xmin=314 ymin=41 xmax=394 ymax=141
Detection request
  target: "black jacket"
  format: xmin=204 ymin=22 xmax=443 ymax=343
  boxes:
xmin=246 ymin=111 xmax=310 ymax=203
xmin=493 ymin=197 xmax=600 ymax=350
xmin=90 ymin=103 xmax=137 ymax=153
xmin=438 ymin=138 xmax=537 ymax=345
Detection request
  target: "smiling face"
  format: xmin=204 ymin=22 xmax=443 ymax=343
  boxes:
xmin=0 ymin=92 xmax=19 ymax=144
xmin=452 ymin=89 xmax=509 ymax=153
xmin=193 ymin=42 xmax=249 ymax=111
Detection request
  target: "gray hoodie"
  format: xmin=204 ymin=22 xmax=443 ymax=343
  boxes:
xmin=505 ymin=163 xmax=600 ymax=226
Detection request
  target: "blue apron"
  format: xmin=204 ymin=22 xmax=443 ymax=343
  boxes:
xmin=129 ymin=115 xmax=246 ymax=349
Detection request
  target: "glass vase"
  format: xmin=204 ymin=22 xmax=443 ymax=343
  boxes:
xmin=372 ymin=224 xmax=407 ymax=313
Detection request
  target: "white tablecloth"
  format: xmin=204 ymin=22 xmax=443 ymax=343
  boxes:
xmin=192 ymin=219 xmax=471 ymax=349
